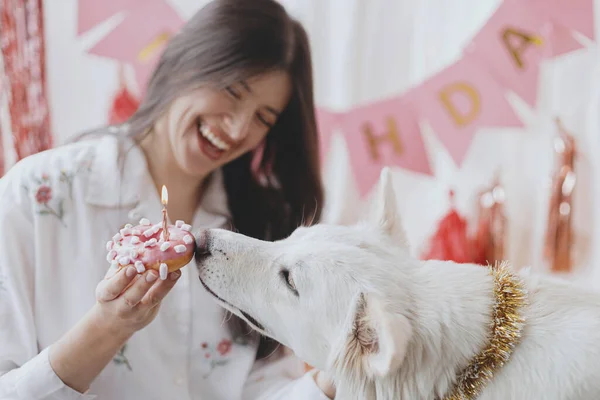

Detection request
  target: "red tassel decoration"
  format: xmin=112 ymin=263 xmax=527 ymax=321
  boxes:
xmin=0 ymin=0 xmax=53 ymax=163
xmin=543 ymin=118 xmax=576 ymax=274
xmin=108 ymin=66 xmax=140 ymax=125
xmin=421 ymin=190 xmax=474 ymax=263
xmin=471 ymin=176 xmax=507 ymax=266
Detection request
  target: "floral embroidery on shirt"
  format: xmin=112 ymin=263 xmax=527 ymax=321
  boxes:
xmin=21 ymin=153 xmax=93 ymax=226
xmin=59 ymin=161 xmax=91 ymax=199
xmin=30 ymin=175 xmax=66 ymax=225
xmin=113 ymin=344 xmax=132 ymax=371
xmin=201 ymin=337 xmax=242 ymax=378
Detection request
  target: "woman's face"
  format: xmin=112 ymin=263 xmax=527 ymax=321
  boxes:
xmin=157 ymin=69 xmax=292 ymax=178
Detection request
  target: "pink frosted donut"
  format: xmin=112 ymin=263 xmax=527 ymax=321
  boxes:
xmin=106 ymin=218 xmax=196 ymax=280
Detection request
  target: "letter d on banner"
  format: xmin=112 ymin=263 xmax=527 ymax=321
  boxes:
xmin=438 ymin=82 xmax=480 ymax=126
xmin=412 ymin=56 xmax=523 ymax=166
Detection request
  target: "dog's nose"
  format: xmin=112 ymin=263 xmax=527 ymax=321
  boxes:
xmin=195 ymin=229 xmax=209 ymax=255
xmin=194 ymin=230 xmax=213 ymax=275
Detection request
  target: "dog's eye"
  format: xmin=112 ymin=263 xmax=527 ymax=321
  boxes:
xmin=280 ymin=269 xmax=298 ymax=295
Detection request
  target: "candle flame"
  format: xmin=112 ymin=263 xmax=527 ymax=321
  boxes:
xmin=161 ymin=185 xmax=168 ymax=205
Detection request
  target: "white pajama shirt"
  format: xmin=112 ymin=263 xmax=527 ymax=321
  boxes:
xmin=0 ymin=135 xmax=327 ymax=399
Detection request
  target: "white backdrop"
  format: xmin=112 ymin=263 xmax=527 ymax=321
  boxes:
xmin=42 ymin=0 xmax=600 ymax=281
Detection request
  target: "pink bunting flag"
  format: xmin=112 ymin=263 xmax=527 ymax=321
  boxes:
xmin=467 ymin=0 xmax=554 ymax=106
xmin=529 ymin=0 xmax=595 ymax=40
xmin=132 ymin=59 xmax=159 ymax=96
xmin=547 ymin=23 xmax=587 ymax=57
xmin=339 ymin=97 xmax=432 ymax=197
xmin=412 ymin=55 xmax=523 ymax=166
xmin=523 ymin=0 xmax=589 ymax=55
xmin=77 ymin=0 xmax=144 ymax=36
xmin=87 ymin=0 xmax=184 ymax=94
xmin=315 ymin=107 xmax=340 ymax=164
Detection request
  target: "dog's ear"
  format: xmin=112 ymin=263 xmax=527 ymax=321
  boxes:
xmin=368 ymin=167 xmax=408 ymax=245
xmin=349 ymin=292 xmax=412 ymax=378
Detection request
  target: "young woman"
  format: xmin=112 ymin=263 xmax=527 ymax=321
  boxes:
xmin=0 ymin=0 xmax=336 ymax=398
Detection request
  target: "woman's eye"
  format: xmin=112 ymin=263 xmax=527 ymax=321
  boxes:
xmin=225 ymin=86 xmax=241 ymax=99
xmin=256 ymin=113 xmax=273 ymax=128
xmin=280 ymin=269 xmax=298 ymax=294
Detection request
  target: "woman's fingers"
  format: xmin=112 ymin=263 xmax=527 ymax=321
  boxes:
xmin=118 ymin=270 xmax=160 ymax=310
xmin=96 ymin=267 xmax=181 ymax=314
xmin=96 ymin=266 xmax=137 ymax=302
xmin=140 ymin=270 xmax=181 ymax=308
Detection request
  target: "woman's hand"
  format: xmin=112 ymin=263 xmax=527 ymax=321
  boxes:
xmin=93 ymin=265 xmax=181 ymax=335
xmin=48 ymin=266 xmax=181 ymax=394
xmin=313 ymin=370 xmax=336 ymax=399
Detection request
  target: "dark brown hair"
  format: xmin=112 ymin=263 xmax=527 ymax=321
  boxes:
xmin=125 ymin=0 xmax=324 ymax=359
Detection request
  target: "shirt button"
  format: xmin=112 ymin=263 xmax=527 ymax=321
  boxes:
xmin=174 ymin=376 xmax=184 ymax=385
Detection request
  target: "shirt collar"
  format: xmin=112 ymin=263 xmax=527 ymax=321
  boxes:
xmin=85 ymin=134 xmax=230 ymax=229
xmin=85 ymin=134 xmax=148 ymax=207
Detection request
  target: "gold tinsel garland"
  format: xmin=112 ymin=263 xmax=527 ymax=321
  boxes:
xmin=442 ymin=262 xmax=528 ymax=400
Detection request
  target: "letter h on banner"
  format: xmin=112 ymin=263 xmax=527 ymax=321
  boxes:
xmin=363 ymin=117 xmax=403 ymax=161
xmin=340 ymin=97 xmax=433 ymax=197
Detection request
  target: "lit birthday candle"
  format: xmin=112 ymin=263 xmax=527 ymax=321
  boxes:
xmin=161 ymin=185 xmax=170 ymax=242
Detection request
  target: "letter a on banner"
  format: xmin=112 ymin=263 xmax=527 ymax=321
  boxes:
xmin=467 ymin=0 xmax=551 ymax=106
xmin=501 ymin=28 xmax=544 ymax=69
xmin=339 ymin=97 xmax=432 ymax=197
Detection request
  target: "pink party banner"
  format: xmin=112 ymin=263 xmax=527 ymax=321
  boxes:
xmin=87 ymin=0 xmax=184 ymax=93
xmin=132 ymin=57 xmax=161 ymax=95
xmin=529 ymin=0 xmax=595 ymax=40
xmin=339 ymin=97 xmax=432 ymax=197
xmin=77 ymin=0 xmax=144 ymax=36
xmin=412 ymin=56 xmax=523 ymax=166
xmin=546 ymin=23 xmax=587 ymax=57
xmin=467 ymin=0 xmax=553 ymax=106
xmin=315 ymin=107 xmax=340 ymax=164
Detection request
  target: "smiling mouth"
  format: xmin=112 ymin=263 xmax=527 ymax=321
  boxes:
xmin=198 ymin=275 xmax=266 ymax=332
xmin=197 ymin=120 xmax=233 ymax=161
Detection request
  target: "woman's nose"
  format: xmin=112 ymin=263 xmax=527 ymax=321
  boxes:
xmin=229 ymin=111 xmax=253 ymax=142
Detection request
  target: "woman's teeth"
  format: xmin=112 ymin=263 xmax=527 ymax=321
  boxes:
xmin=199 ymin=124 xmax=230 ymax=151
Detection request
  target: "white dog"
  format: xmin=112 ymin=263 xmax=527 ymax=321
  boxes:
xmin=196 ymin=168 xmax=600 ymax=399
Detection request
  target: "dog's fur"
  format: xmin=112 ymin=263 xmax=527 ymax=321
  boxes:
xmin=196 ymin=168 xmax=600 ymax=399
